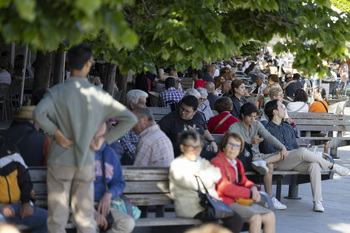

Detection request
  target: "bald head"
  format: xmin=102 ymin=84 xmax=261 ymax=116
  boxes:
xmin=203 ymin=82 xmax=215 ymax=93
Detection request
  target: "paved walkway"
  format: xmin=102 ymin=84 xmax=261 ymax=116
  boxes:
xmin=273 ymin=145 xmax=350 ymax=233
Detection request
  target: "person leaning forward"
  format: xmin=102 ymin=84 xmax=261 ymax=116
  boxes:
xmin=33 ymin=44 xmax=137 ymax=233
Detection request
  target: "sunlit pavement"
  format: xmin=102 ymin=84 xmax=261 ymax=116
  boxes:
xmin=273 ymin=107 xmax=350 ymax=233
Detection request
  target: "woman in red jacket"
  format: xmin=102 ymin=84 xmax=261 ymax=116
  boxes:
xmin=211 ymin=132 xmax=275 ymax=233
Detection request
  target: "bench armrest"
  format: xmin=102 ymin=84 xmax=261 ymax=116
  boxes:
xmin=258 ymin=191 xmax=275 ymax=211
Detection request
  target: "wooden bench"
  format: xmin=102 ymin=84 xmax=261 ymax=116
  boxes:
xmin=148 ymin=107 xmax=171 ymax=123
xmin=288 ymin=112 xmax=350 ymax=158
xmin=28 ymin=166 xmax=274 ymax=231
xmin=212 ymin=134 xmax=334 ymax=200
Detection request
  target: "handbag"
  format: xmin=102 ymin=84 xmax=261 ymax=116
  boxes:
xmin=217 ymin=156 xmax=254 ymax=206
xmin=194 ymin=175 xmax=234 ymax=220
xmin=237 ymin=142 xmax=253 ymax=171
xmin=111 ymin=195 xmax=141 ymax=221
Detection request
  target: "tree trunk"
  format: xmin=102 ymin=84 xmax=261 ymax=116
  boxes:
xmin=52 ymin=51 xmax=65 ymax=85
xmin=32 ymin=51 xmax=53 ymax=94
xmin=101 ymin=63 xmax=116 ymax=96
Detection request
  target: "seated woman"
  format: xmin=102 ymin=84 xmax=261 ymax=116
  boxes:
xmin=262 ymin=74 xmax=281 ymax=96
xmin=309 ymin=86 xmax=328 ymax=113
xmin=169 ymin=131 xmax=243 ymax=233
xmin=207 ymin=97 xmax=239 ymax=134
xmin=286 ymin=88 xmax=309 ymax=113
xmin=211 ymin=132 xmax=275 ymax=233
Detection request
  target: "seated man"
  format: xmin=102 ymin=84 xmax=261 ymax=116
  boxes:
xmin=0 ymin=138 xmax=47 ymax=233
xmin=93 ymin=123 xmax=135 ymax=233
xmin=228 ymin=102 xmax=289 ymax=210
xmin=158 ymin=77 xmax=184 ymax=108
xmin=1 ymin=106 xmax=50 ymax=166
xmin=158 ymin=95 xmax=218 ymax=159
xmin=261 ymin=99 xmax=349 ymax=212
xmin=196 ymin=88 xmax=214 ymax=122
xmin=132 ymin=107 xmax=174 ymax=166
xmin=119 ymin=89 xmax=148 ymax=164
xmin=203 ymin=82 xmax=219 ymax=110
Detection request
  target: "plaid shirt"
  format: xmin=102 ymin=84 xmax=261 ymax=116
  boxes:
xmin=120 ymin=129 xmax=139 ymax=156
xmin=134 ymin=124 xmax=174 ymax=166
xmin=159 ymin=87 xmax=184 ymax=108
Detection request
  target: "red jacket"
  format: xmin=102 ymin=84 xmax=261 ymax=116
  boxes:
xmin=211 ymin=151 xmax=260 ymax=205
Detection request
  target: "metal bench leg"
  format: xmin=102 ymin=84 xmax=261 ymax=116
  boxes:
xmin=276 ymin=179 xmax=282 ymax=201
xmin=155 ymin=205 xmax=165 ymax=217
xmin=284 ymin=175 xmax=302 ymax=200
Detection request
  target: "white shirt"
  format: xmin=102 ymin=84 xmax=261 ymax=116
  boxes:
xmin=286 ymin=102 xmax=309 ymax=113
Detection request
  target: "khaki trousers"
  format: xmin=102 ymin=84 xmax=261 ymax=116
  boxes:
xmin=47 ymin=164 xmax=96 ymax=233
xmin=108 ymin=208 xmax=135 ymax=233
xmin=275 ymin=148 xmax=330 ymax=202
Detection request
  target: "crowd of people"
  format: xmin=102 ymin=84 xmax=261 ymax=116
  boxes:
xmin=1 ymin=46 xmax=350 ymax=233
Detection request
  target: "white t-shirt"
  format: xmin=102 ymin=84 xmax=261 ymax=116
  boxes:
xmin=286 ymin=102 xmax=309 ymax=113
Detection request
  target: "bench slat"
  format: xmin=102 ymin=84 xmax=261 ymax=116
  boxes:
xmin=292 ymin=120 xmax=347 ymax=125
xmin=125 ymin=194 xmax=173 ymax=206
xmin=136 ymin=217 xmax=201 ymax=227
xmin=288 ymin=112 xmax=342 ymax=120
xmin=297 ymin=126 xmax=344 ymax=131
xmin=123 ymin=167 xmax=169 ymax=181
xmin=124 ymin=181 xmax=169 ymax=193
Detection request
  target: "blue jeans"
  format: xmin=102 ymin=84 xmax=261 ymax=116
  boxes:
xmin=6 ymin=203 xmax=47 ymax=233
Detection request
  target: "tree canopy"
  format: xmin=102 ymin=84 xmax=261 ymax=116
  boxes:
xmin=1 ymin=0 xmax=350 ymax=76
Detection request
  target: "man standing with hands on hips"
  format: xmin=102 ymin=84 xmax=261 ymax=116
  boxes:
xmin=34 ymin=44 xmax=137 ymax=233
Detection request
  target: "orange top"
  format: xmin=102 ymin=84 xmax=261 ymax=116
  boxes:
xmin=309 ymin=101 xmax=328 ymax=113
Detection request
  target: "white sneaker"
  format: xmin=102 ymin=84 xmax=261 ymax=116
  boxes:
xmin=272 ymin=197 xmax=287 ymax=210
xmin=251 ymin=160 xmax=269 ymax=175
xmin=313 ymin=201 xmax=324 ymax=212
xmin=332 ymin=164 xmax=350 ymax=176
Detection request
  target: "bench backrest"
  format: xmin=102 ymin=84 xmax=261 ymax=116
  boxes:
xmin=148 ymin=107 xmax=171 ymax=123
xmin=181 ymin=78 xmax=194 ymax=90
xmin=288 ymin=112 xmax=347 ymax=132
xmin=28 ymin=166 xmax=173 ymax=208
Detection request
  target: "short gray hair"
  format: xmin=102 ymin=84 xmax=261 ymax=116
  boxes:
xmin=196 ymin=88 xmax=208 ymax=97
xmin=133 ymin=106 xmax=154 ymax=122
xmin=126 ymin=90 xmax=148 ymax=109
xmin=184 ymin=88 xmax=201 ymax=98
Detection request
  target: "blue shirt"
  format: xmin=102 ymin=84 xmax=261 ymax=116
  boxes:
xmin=260 ymin=121 xmax=299 ymax=154
xmin=94 ymin=143 xmax=125 ymax=202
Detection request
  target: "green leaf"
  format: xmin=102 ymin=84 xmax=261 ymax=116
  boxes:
xmin=75 ymin=0 xmax=101 ymax=16
xmin=14 ymin=0 xmax=36 ymax=22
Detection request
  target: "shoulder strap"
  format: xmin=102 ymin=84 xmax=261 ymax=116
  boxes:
xmin=319 ymin=101 xmax=328 ymax=112
xmin=217 ymin=156 xmax=232 ymax=183
xmin=102 ymin=151 xmax=109 ymax=192
xmin=14 ymin=129 xmax=35 ymax=146
xmin=212 ymin=113 xmax=231 ymax=133
xmin=294 ymin=102 xmax=307 ymax=112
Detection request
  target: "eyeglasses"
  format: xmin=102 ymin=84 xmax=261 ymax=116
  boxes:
xmin=278 ymin=94 xmax=284 ymax=97
xmin=183 ymin=145 xmax=202 ymax=151
xmin=179 ymin=106 xmax=193 ymax=115
xmin=227 ymin=142 xmax=241 ymax=150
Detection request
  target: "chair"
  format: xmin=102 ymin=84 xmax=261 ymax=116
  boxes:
xmin=0 ymin=83 xmax=10 ymax=121
xmin=6 ymin=85 xmax=22 ymax=117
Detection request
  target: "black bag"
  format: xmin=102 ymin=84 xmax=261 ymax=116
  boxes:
xmin=195 ymin=176 xmax=234 ymax=220
xmin=237 ymin=142 xmax=253 ymax=171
